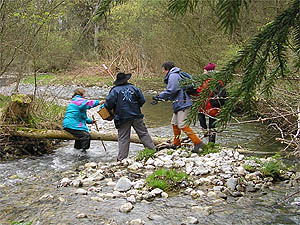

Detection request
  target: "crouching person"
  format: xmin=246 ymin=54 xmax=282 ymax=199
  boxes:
xmin=104 ymin=72 xmax=155 ymax=161
xmin=63 ymin=88 xmax=101 ymax=152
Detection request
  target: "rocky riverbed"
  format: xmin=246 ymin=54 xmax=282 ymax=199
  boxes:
xmin=55 ymin=147 xmax=300 ymax=225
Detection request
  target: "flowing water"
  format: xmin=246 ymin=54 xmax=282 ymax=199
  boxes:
xmin=0 ymin=83 xmax=299 ymax=225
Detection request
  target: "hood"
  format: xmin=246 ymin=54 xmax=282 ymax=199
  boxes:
xmin=163 ymin=67 xmax=181 ymax=84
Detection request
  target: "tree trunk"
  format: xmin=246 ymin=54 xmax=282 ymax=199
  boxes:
xmin=10 ymin=128 xmax=169 ymax=146
xmin=2 ymin=94 xmax=33 ymax=122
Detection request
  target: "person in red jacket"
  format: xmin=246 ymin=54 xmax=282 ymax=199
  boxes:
xmin=197 ymin=63 xmax=223 ymax=143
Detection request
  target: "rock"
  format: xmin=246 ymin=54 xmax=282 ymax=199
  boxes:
xmin=145 ymin=158 xmax=155 ymax=165
xmin=119 ymin=202 xmax=134 ymax=213
xmin=191 ymin=206 xmax=212 ymax=216
xmin=60 ymin=178 xmax=71 ymax=187
xmin=127 ymin=195 xmax=136 ymax=204
xmin=237 ymin=166 xmax=246 ymax=176
xmin=182 ymin=216 xmax=198 ymax=224
xmin=129 ymin=219 xmax=145 ymax=225
xmin=236 ymin=197 xmax=253 ymax=205
xmin=128 ymin=162 xmax=143 ymax=171
xmin=75 ymin=188 xmax=88 ymax=195
xmin=150 ymin=188 xmax=163 ymax=196
xmin=147 ymin=214 xmax=165 ymax=220
xmin=76 ymin=213 xmax=88 ymax=219
xmin=84 ymin=162 xmax=97 ymax=169
xmin=161 ymin=192 xmax=168 ymax=198
xmin=213 ymin=186 xmax=224 ymax=192
xmin=91 ymin=196 xmax=104 ymax=202
xmin=194 ymin=166 xmax=210 ymax=175
xmin=115 ymin=177 xmax=132 ymax=192
xmin=133 ymin=180 xmax=145 ymax=189
xmin=294 ymin=172 xmax=300 ymax=180
xmin=39 ymin=193 xmax=54 ymax=201
xmin=216 ymin=191 xmax=227 ymax=199
xmin=71 ymin=179 xmax=83 ymax=187
xmin=207 ymin=191 xmax=217 ymax=199
xmin=226 ymin=178 xmax=238 ymax=191
xmin=246 ymin=181 xmax=256 ymax=192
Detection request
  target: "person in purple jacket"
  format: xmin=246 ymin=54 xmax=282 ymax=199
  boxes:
xmin=152 ymin=61 xmax=205 ymax=153
xmin=63 ymin=88 xmax=101 ymax=152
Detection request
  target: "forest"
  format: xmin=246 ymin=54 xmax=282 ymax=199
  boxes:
xmin=0 ymin=0 xmax=299 ymax=155
xmin=1 ymin=1 xmax=300 ymax=225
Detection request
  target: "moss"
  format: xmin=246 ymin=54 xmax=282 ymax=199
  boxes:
xmin=9 ymin=221 xmax=33 ymax=225
xmin=146 ymin=169 xmax=189 ymax=191
xmin=243 ymin=164 xmax=256 ymax=172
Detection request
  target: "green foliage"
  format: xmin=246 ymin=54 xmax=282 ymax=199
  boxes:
xmin=136 ymin=148 xmax=156 ymax=161
xmin=216 ymin=0 xmax=250 ymax=34
xmin=260 ymin=160 xmax=282 ymax=178
xmin=0 ymin=95 xmax=10 ymax=108
xmin=9 ymin=221 xmax=32 ymax=225
xmin=29 ymin=98 xmax=66 ymax=129
xmin=167 ymin=150 xmax=174 ymax=155
xmin=22 ymin=74 xmax=57 ymax=85
xmin=146 ymin=169 xmax=189 ymax=191
xmin=199 ymin=142 xmax=221 ymax=156
xmin=243 ymin=164 xmax=256 ymax=172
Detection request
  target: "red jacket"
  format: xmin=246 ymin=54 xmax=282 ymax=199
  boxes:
xmin=196 ymin=79 xmax=224 ymax=117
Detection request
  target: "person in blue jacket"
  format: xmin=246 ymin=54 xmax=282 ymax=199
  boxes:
xmin=153 ymin=61 xmax=205 ymax=153
xmin=104 ymin=72 xmax=155 ymax=161
xmin=63 ymin=88 xmax=101 ymax=152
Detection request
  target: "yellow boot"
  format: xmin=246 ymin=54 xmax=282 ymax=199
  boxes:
xmin=182 ymin=126 xmax=205 ymax=153
xmin=172 ymin=125 xmax=182 ymax=147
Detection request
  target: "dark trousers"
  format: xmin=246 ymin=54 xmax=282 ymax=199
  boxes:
xmin=117 ymin=118 xmax=155 ymax=161
xmin=198 ymin=113 xmax=216 ymax=143
xmin=64 ymin=128 xmax=91 ymax=150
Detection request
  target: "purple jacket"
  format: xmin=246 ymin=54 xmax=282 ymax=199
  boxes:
xmin=157 ymin=67 xmax=192 ymax=113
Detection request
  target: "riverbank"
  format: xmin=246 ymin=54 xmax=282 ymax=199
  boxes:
xmin=57 ymin=147 xmax=300 ymax=224
xmin=1 ymin=145 xmax=299 ymax=225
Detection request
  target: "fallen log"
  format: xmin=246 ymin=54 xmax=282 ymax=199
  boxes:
xmin=10 ymin=128 xmax=169 ymax=146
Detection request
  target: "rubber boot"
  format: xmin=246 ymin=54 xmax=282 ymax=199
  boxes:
xmin=182 ymin=126 xmax=205 ymax=153
xmin=172 ymin=125 xmax=182 ymax=148
xmin=208 ymin=129 xmax=216 ymax=143
xmin=209 ymin=134 xmax=216 ymax=143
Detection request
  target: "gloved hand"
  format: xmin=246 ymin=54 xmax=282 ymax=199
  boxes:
xmin=151 ymin=95 xmax=160 ymax=105
xmin=152 ymin=95 xmax=161 ymax=101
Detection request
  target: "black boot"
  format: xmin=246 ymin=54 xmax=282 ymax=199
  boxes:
xmin=208 ymin=133 xmax=216 ymax=143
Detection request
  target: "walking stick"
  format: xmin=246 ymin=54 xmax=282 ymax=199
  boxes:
xmin=92 ymin=115 xmax=107 ymax=152
xmin=102 ymin=64 xmax=115 ymax=80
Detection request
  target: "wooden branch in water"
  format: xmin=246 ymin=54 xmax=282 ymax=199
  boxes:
xmin=10 ymin=128 xmax=169 ymax=146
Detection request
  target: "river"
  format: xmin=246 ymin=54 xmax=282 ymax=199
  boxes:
xmin=0 ymin=83 xmax=299 ymax=225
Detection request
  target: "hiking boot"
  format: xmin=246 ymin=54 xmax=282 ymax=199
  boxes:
xmin=169 ymin=144 xmax=181 ymax=150
xmin=192 ymin=142 xmax=205 ymax=153
xmin=209 ymin=134 xmax=216 ymax=143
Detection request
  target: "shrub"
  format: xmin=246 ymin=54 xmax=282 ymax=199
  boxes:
xmin=136 ymin=148 xmax=156 ymax=161
xmin=146 ymin=169 xmax=189 ymax=191
xmin=199 ymin=142 xmax=220 ymax=155
xmin=260 ymin=160 xmax=281 ymax=178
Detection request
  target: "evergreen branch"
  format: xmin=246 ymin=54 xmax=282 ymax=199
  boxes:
xmin=167 ymin=0 xmax=201 ymax=16
xmin=215 ymin=0 xmax=250 ymax=34
xmin=212 ymin=0 xmax=300 ymax=126
xmin=93 ymin=0 xmax=128 ymax=21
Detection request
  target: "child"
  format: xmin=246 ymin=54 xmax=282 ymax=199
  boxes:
xmin=63 ymin=88 xmax=102 ymax=152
